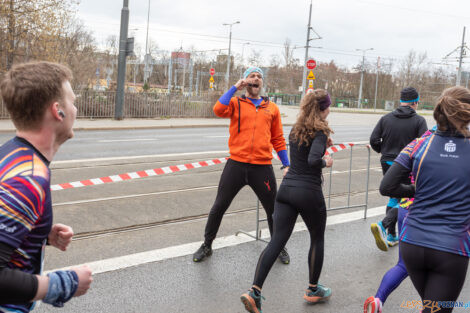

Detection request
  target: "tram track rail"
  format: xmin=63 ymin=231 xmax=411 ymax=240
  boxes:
xmin=72 ymin=188 xmax=380 ymax=241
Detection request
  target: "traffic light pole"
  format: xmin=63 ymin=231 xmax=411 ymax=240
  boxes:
xmin=115 ymin=0 xmax=130 ymax=120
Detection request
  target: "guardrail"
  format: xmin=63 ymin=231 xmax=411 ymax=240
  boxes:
xmin=0 ymin=91 xmax=222 ymax=119
xmin=236 ymin=142 xmax=372 ymax=242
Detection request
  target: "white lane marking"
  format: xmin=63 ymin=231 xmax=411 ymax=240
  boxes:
xmin=47 ymin=206 xmax=385 ymax=275
xmin=205 ymin=135 xmax=229 ymax=138
xmin=52 ymin=150 xmax=229 ymax=165
xmin=98 ymin=139 xmax=158 ymax=143
xmin=52 ymin=147 xmax=377 ymax=166
xmin=54 ymin=186 xmax=219 ymax=206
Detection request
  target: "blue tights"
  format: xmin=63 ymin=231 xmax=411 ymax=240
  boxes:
xmin=375 ymin=206 xmax=408 ymax=303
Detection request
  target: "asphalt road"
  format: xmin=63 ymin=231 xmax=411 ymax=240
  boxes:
xmin=4 ymin=124 xmax=467 ymax=313
xmin=0 ymin=125 xmax=374 ymax=161
xmin=36 ymin=216 xmax=470 ymax=313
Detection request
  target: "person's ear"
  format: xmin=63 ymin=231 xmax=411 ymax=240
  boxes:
xmin=51 ymin=102 xmax=64 ymax=120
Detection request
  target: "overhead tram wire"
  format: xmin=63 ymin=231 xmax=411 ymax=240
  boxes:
xmin=88 ymin=21 xmax=455 ymax=65
xmin=355 ymin=0 xmax=470 ymax=20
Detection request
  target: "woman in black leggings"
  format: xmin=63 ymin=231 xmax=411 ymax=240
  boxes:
xmin=241 ymin=89 xmax=334 ymax=313
xmin=380 ymin=86 xmax=470 ymax=313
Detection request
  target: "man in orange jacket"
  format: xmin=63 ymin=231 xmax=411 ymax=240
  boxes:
xmin=193 ymin=67 xmax=291 ymax=264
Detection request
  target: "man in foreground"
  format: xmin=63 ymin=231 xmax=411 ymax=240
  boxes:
xmin=0 ymin=61 xmax=92 ymax=312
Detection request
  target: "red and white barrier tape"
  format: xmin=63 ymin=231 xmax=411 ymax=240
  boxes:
xmin=52 ymin=142 xmax=369 ymax=191
xmin=272 ymin=142 xmax=368 ymax=159
xmin=51 ymin=157 xmax=228 ymax=191
xmin=325 ymin=143 xmax=355 ymax=156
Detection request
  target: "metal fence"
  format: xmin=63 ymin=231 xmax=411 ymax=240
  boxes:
xmin=0 ymin=91 xmax=222 ymax=119
xmin=236 ymin=142 xmax=372 ymax=242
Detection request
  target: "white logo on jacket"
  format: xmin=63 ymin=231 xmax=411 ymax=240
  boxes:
xmin=444 ymin=140 xmax=456 ymax=153
xmin=0 ymin=223 xmax=17 ymax=233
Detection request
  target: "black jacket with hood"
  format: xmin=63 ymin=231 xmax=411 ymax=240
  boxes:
xmin=370 ymin=105 xmax=428 ymax=162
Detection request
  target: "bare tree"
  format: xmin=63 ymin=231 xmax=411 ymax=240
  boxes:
xmin=248 ymin=49 xmax=262 ymax=66
xmin=0 ymin=0 xmax=79 ymax=70
xmin=282 ymin=38 xmax=294 ymax=68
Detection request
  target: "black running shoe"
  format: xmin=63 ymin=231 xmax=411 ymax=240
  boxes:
xmin=278 ymin=248 xmax=290 ymax=264
xmin=193 ymin=243 xmax=212 ymax=262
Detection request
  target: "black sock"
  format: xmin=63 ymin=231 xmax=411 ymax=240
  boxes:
xmin=252 ymin=288 xmax=261 ymax=297
xmin=308 ymin=285 xmax=318 ymax=292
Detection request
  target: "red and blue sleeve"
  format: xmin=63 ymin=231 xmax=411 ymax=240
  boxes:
xmin=0 ymin=176 xmax=46 ymax=249
xmin=394 ymin=139 xmax=417 ymax=170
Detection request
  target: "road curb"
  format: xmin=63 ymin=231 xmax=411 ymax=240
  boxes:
xmin=0 ymin=123 xmax=297 ymax=133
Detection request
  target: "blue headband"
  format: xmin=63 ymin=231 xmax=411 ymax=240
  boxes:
xmin=243 ymin=67 xmax=263 ymax=79
xmin=400 ymin=97 xmax=419 ymax=103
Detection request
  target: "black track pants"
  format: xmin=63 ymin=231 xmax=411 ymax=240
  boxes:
xmin=252 ymin=184 xmax=326 ymax=288
xmin=204 ymin=159 xmax=277 ymax=245
xmin=401 ymin=241 xmax=469 ymax=313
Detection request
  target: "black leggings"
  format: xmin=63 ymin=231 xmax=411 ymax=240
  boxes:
xmin=401 ymin=241 xmax=469 ymax=313
xmin=252 ymin=184 xmax=326 ymax=288
xmin=380 ymin=161 xmax=398 ymax=236
xmin=204 ymin=159 xmax=277 ymax=245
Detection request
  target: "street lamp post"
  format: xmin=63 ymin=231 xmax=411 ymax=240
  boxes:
xmin=240 ymin=42 xmax=250 ymax=78
xmin=143 ymin=0 xmax=151 ymax=84
xmin=374 ymin=56 xmax=380 ymax=111
xmin=128 ymin=28 xmax=139 ymax=86
xmin=115 ymin=0 xmax=130 ymax=120
xmin=356 ymin=48 xmax=373 ymax=108
xmin=223 ymin=21 xmax=240 ymax=90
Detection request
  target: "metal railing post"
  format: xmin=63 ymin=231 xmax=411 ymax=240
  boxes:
xmin=347 ymin=145 xmax=353 ymax=207
xmin=328 ymin=155 xmax=333 ymax=209
xmin=237 ymin=142 xmax=373 ymax=238
xmin=326 ymin=141 xmax=373 ymax=212
xmin=364 ymin=145 xmax=371 ymax=219
xmin=255 ymin=200 xmax=260 ymax=240
xmin=236 ymin=198 xmax=269 ymax=244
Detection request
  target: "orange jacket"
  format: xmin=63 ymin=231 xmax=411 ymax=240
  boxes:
xmin=213 ymin=96 xmax=287 ymax=164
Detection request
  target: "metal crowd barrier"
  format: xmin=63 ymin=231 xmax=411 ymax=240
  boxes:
xmin=236 ymin=141 xmax=371 ymax=242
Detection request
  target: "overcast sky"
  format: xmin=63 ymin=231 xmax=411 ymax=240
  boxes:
xmin=76 ymin=0 xmax=470 ymax=71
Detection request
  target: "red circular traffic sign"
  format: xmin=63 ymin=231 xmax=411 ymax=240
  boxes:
xmin=210 ymin=68 xmax=215 ymax=76
xmin=306 ymin=59 xmax=316 ymax=70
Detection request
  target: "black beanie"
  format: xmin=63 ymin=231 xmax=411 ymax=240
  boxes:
xmin=400 ymin=87 xmax=419 ymax=103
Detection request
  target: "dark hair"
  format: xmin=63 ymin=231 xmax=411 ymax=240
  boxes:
xmin=290 ymin=89 xmax=333 ymax=146
xmin=433 ymin=86 xmax=470 ymax=137
xmin=0 ymin=61 xmax=72 ymax=130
